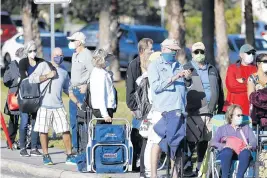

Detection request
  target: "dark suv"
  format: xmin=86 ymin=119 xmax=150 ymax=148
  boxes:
xmin=1 ymin=11 xmax=17 ymax=46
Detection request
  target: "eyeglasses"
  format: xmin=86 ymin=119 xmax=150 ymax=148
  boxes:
xmin=258 ymin=60 xmax=267 ymax=63
xmin=193 ymin=50 xmax=205 ymax=55
xmin=28 ymin=49 xmax=37 ymax=53
xmin=246 ymin=51 xmax=255 ymax=55
xmin=70 ymin=40 xmax=77 ymax=42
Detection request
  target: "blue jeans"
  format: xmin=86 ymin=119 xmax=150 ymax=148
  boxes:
xmin=19 ymin=112 xmax=39 ymax=149
xmin=69 ymin=88 xmax=86 ymax=149
xmin=219 ymin=148 xmax=251 ymax=178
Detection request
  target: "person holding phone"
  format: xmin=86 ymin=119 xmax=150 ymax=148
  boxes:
xmin=183 ymin=42 xmax=224 ymax=176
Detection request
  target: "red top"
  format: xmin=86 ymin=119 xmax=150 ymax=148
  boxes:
xmin=223 ymin=63 xmax=257 ymax=115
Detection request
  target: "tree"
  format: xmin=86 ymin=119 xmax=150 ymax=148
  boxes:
xmin=215 ymin=0 xmax=229 ymax=86
xmin=245 ymin=0 xmax=255 ymax=46
xmin=167 ymin=0 xmax=186 ymax=64
xmin=202 ymin=0 xmax=215 ymax=65
xmin=22 ymin=0 xmax=43 ymax=57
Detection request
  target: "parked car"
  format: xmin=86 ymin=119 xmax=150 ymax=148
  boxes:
xmin=11 ymin=15 xmax=49 ymax=33
xmin=1 ymin=32 xmax=73 ymax=74
xmin=255 ymin=21 xmax=267 ymax=41
xmin=214 ymin=34 xmax=267 ymax=64
xmin=1 ymin=11 xmax=17 ymax=46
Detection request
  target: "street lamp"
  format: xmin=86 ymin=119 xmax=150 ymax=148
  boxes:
xmin=159 ymin=0 xmax=167 ymax=27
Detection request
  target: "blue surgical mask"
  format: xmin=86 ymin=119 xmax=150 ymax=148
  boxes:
xmin=233 ymin=116 xmax=243 ymax=126
xmin=105 ymin=61 xmax=110 ymax=68
xmin=54 ymin=56 xmax=64 ymax=65
xmin=162 ymin=51 xmax=177 ymax=63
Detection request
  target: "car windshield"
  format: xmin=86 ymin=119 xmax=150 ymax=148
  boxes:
xmin=235 ymin=38 xmax=267 ymax=51
xmin=135 ymin=30 xmax=168 ymax=43
xmin=1 ymin=15 xmax=13 ymax=24
xmin=41 ymin=36 xmax=69 ymax=47
xmin=13 ymin=19 xmax=22 ymax=26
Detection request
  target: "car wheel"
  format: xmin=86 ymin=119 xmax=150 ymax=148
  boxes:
xmin=4 ymin=53 xmax=11 ymax=66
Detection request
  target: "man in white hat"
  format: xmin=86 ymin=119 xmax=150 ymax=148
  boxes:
xmin=147 ymin=38 xmax=192 ymax=178
xmin=67 ymin=32 xmax=93 ymax=153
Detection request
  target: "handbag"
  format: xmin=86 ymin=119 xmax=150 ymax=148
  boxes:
xmin=7 ymin=92 xmax=19 ymax=111
xmin=226 ymin=136 xmax=246 ymax=155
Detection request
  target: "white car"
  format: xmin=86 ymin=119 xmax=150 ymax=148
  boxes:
xmin=1 ymin=32 xmax=73 ymax=74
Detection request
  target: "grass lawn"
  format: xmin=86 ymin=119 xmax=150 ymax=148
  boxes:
xmin=1 ymin=80 xmax=132 ymax=149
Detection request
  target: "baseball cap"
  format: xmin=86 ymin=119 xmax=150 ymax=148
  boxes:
xmin=192 ymin=42 xmax=205 ymax=52
xmin=239 ymin=44 xmax=256 ymax=53
xmin=67 ymin=32 xmax=86 ymax=44
xmin=161 ymin=39 xmax=181 ymax=50
xmin=149 ymin=51 xmax=161 ymax=61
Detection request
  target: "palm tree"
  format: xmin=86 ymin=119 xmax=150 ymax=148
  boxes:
xmin=244 ymin=0 xmax=255 ymax=46
xmin=167 ymin=0 xmax=186 ymax=64
xmin=215 ymin=0 xmax=229 ymax=86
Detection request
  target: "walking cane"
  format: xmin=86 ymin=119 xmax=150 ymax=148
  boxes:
xmin=0 ymin=112 xmax=13 ymax=150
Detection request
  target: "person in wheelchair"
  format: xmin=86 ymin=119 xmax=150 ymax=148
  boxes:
xmin=90 ymin=48 xmax=117 ymax=124
xmin=211 ymin=104 xmax=256 ymax=178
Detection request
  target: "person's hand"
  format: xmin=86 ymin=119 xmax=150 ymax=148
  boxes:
xmin=46 ymin=70 xmax=56 ymax=79
xmin=244 ymin=145 xmax=252 ymax=150
xmin=183 ymin=70 xmax=192 ymax=80
xmin=172 ymin=70 xmax=192 ymax=81
xmin=79 ymin=84 xmax=87 ymax=94
xmin=236 ymin=78 xmax=245 ymax=83
xmin=77 ymin=102 xmax=82 ymax=110
xmin=104 ymin=116 xmax=112 ymax=122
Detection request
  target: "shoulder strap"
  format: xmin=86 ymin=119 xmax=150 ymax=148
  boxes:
xmin=41 ymin=79 xmax=52 ymax=96
xmin=240 ymin=129 xmax=249 ymax=146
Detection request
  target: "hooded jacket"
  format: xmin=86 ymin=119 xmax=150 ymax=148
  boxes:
xmin=249 ymin=87 xmax=267 ymax=122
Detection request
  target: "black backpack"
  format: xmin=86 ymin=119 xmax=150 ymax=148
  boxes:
xmin=18 ymin=78 xmax=52 ymax=113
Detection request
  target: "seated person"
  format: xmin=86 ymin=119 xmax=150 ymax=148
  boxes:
xmin=211 ymin=104 xmax=256 ymax=178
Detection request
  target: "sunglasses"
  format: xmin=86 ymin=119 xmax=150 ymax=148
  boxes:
xmin=194 ymin=50 xmax=205 ymax=55
xmin=28 ymin=49 xmax=37 ymax=53
xmin=70 ymin=40 xmax=77 ymax=42
xmin=166 ymin=47 xmax=178 ymax=52
xmin=258 ymin=60 xmax=267 ymax=63
xmin=235 ymin=114 xmax=244 ymax=117
xmin=246 ymin=51 xmax=255 ymax=55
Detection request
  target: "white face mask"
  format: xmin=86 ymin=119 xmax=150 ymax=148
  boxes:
xmin=243 ymin=53 xmax=254 ymax=64
xmin=262 ymin=63 xmax=267 ymax=72
xmin=68 ymin=42 xmax=76 ymax=49
xmin=28 ymin=52 xmax=36 ymax=59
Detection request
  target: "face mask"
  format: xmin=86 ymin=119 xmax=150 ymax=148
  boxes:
xmin=162 ymin=51 xmax=177 ymax=64
xmin=54 ymin=56 xmax=64 ymax=65
xmin=233 ymin=116 xmax=243 ymax=126
xmin=28 ymin=52 xmax=36 ymax=59
xmin=244 ymin=54 xmax=254 ymax=64
xmin=194 ymin=54 xmax=205 ymax=63
xmin=105 ymin=61 xmax=110 ymax=68
xmin=262 ymin=63 xmax=267 ymax=72
xmin=68 ymin=42 xmax=76 ymax=49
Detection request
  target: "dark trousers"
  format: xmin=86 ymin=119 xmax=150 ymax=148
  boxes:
xmin=140 ymin=138 xmax=147 ymax=175
xmin=219 ymin=148 xmax=251 ymax=178
xmin=187 ymin=141 xmax=208 ymax=163
xmin=8 ymin=115 xmax=19 ymax=143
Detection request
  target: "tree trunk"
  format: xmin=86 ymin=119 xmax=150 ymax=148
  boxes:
xmin=215 ymin=0 xmax=229 ymax=87
xmin=245 ymin=0 xmax=255 ymax=46
xmin=22 ymin=0 xmax=43 ymax=58
xmin=167 ymin=0 xmax=186 ymax=64
xmin=202 ymin=0 xmax=215 ymax=66
xmin=109 ymin=0 xmax=121 ymax=81
xmin=98 ymin=1 xmax=110 ymax=49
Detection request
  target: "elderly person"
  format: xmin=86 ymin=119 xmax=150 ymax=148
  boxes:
xmin=183 ymin=42 xmax=224 ymax=176
xmin=148 ymin=39 xmax=191 ymax=178
xmin=18 ymin=41 xmax=46 ymax=157
xmin=211 ymin=104 xmax=256 ymax=178
xmin=90 ymin=49 xmax=117 ymax=124
xmin=67 ymin=32 xmax=93 ymax=153
xmin=3 ymin=48 xmax=25 ymax=149
xmin=28 ymin=47 xmax=75 ymax=165
xmin=223 ymin=44 xmax=257 ymax=115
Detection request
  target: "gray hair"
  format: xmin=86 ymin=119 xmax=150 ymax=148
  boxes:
xmin=92 ymin=48 xmax=108 ymax=68
xmin=15 ymin=47 xmax=26 ymax=59
xmin=24 ymin=40 xmax=37 ymax=54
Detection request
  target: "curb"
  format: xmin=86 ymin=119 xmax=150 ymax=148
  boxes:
xmin=1 ymin=158 xmax=139 ymax=178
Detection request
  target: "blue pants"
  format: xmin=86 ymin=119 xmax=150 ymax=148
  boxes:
xmin=219 ymin=148 xmax=251 ymax=178
xmin=69 ymin=88 xmax=86 ymax=149
xmin=19 ymin=112 xmax=39 ymax=149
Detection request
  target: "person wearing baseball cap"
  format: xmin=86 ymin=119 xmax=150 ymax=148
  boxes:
xmin=147 ymin=38 xmax=191 ymax=178
xmin=183 ymin=42 xmax=224 ymax=176
xmin=223 ymin=44 xmax=257 ymax=116
xmin=67 ymin=31 xmax=93 ymax=153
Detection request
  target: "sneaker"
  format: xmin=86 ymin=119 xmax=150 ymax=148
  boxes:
xmin=20 ymin=148 xmax=30 ymax=157
xmin=72 ymin=148 xmax=78 ymax=155
xmin=184 ymin=165 xmax=195 ymax=177
xmin=43 ymin=154 xmax=53 ymax=165
xmin=66 ymin=154 xmax=76 ymax=165
xmin=30 ymin=149 xmax=42 ymax=157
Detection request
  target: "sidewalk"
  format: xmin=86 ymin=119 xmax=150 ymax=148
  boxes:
xmin=0 ymin=140 xmax=141 ymax=178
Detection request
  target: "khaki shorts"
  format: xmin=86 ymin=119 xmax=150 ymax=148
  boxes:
xmin=186 ymin=115 xmax=212 ymax=142
xmin=34 ymin=107 xmax=70 ymax=134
